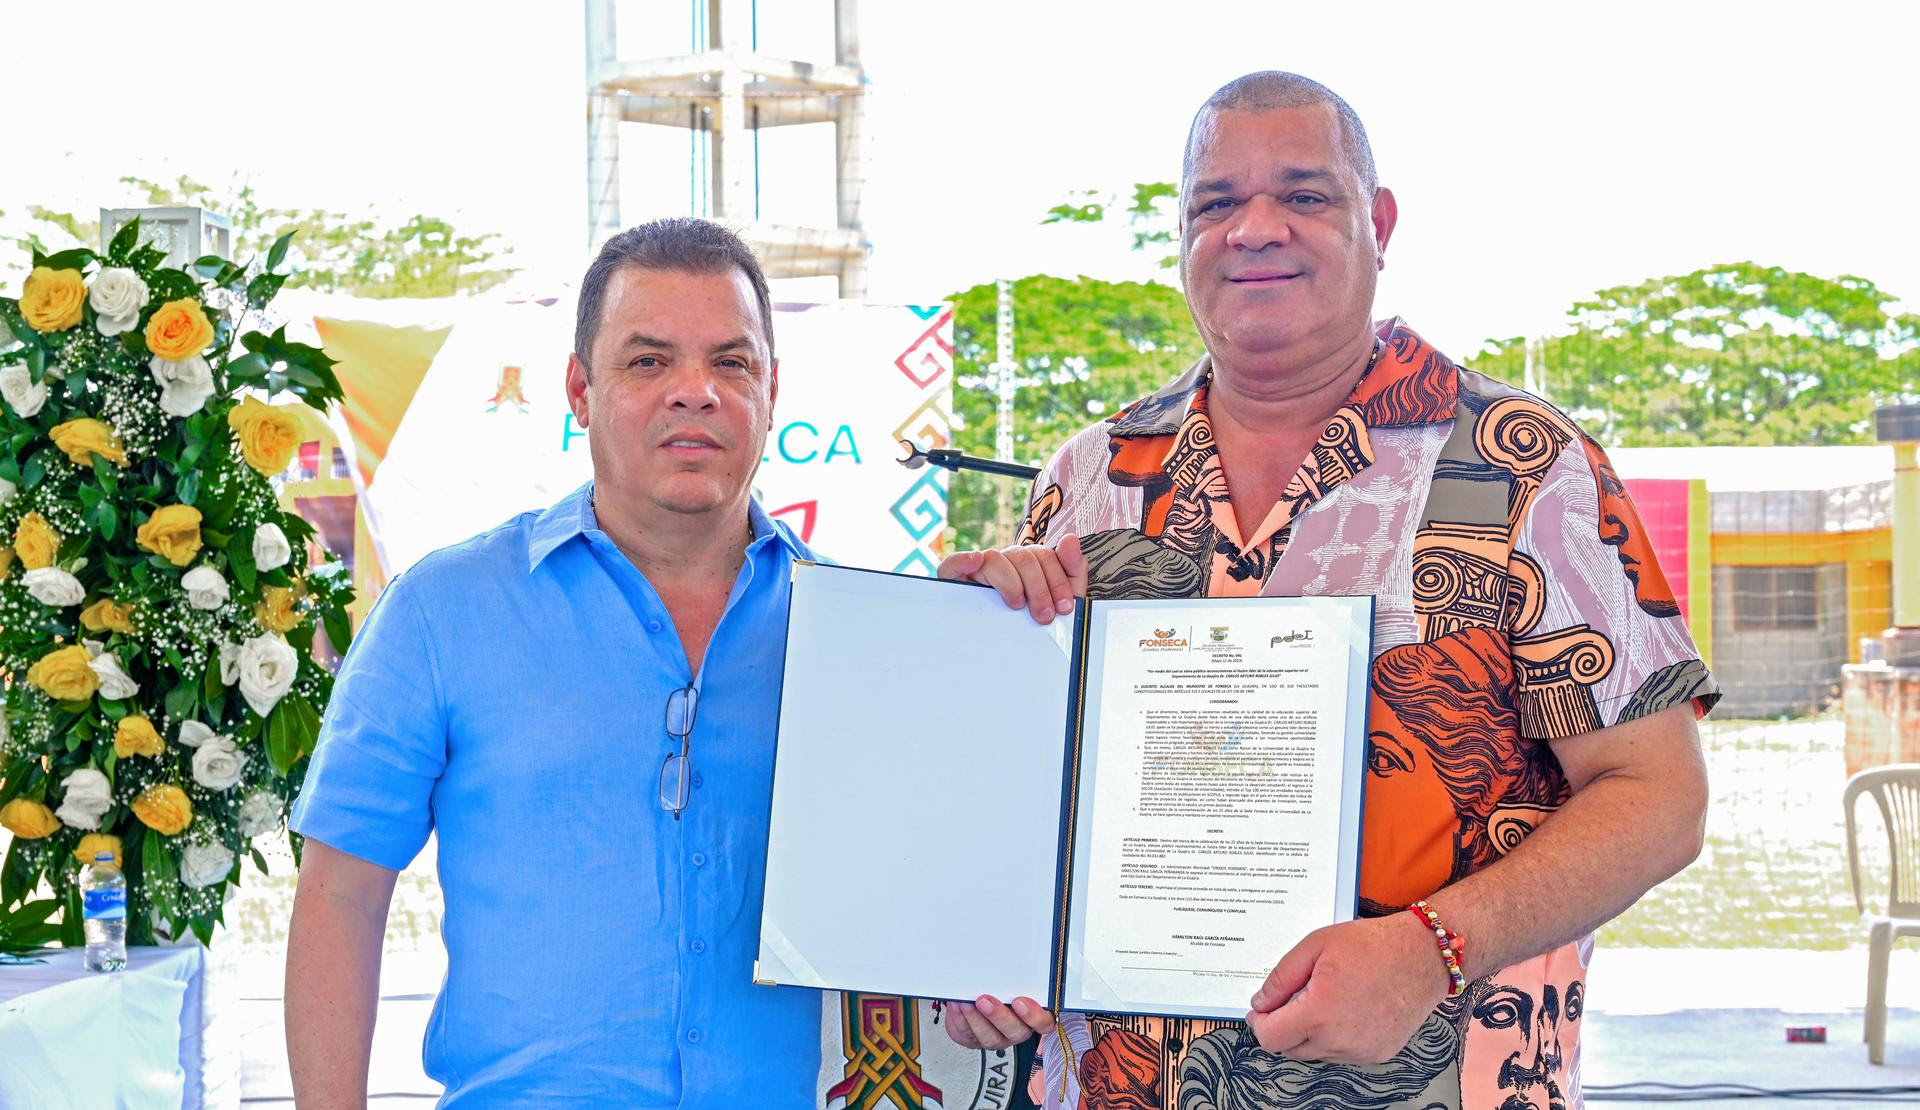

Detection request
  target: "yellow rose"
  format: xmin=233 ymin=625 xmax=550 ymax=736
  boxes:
xmin=27 ymin=644 xmax=100 ymax=701
xmin=0 ymin=798 xmax=59 ymax=839
xmin=81 ymin=597 xmax=136 ymax=634
xmin=0 ymin=546 xmax=14 ymax=580
xmin=136 ymin=504 xmax=203 ymax=567
xmin=256 ymin=584 xmax=304 ymax=633
xmin=143 ymin=298 xmax=214 ymax=361
xmin=49 ymin=418 xmax=130 ymax=468
xmin=19 ymin=267 xmax=85 ymax=333
xmin=74 ymin=833 xmax=124 ymax=869
xmin=132 ymin=784 xmax=192 ymax=835
xmin=227 ymin=397 xmax=303 ymax=474
xmin=14 ymin=512 xmax=60 ymax=570
xmin=114 ymin=715 xmax=164 ymax=759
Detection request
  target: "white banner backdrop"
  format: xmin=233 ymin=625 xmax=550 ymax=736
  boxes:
xmin=318 ymin=297 xmax=953 ymax=577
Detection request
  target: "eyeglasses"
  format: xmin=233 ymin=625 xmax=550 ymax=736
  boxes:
xmin=659 ymin=683 xmax=699 ymax=819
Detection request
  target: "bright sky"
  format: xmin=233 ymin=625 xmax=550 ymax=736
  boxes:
xmin=7 ymin=0 xmax=1917 ymax=361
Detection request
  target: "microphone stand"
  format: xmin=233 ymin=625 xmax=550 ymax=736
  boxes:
xmin=895 ymin=439 xmax=1040 ymax=482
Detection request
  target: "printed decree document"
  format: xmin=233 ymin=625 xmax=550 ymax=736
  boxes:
xmin=758 ymin=564 xmax=1370 ymax=1020
xmin=1059 ymin=596 xmax=1371 ymax=1018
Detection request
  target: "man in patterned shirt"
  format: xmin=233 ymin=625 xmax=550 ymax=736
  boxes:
xmin=937 ymin=71 xmax=1716 ymax=1109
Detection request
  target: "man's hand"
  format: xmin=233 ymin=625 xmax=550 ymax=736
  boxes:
xmin=1244 ymin=913 xmax=1448 ymax=1065
xmin=937 ymin=533 xmax=1087 ymax=624
xmin=944 ymin=995 xmax=1057 ymax=1050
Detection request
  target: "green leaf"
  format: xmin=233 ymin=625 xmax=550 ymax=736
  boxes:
xmin=204 ymin=651 xmax=225 ymax=703
xmin=267 ymin=231 xmax=295 ymax=273
xmin=109 ymin=217 xmax=140 ymax=260
xmin=267 ymin=702 xmax=297 ymax=775
xmin=164 ymin=680 xmax=197 ymax=722
xmin=192 ymin=255 xmax=226 ymax=280
xmin=42 ymin=248 xmax=94 ymax=272
xmin=249 ymin=847 xmax=269 ymax=875
xmin=59 ymin=886 xmax=83 ymax=947
xmin=322 ymin=607 xmax=353 ymax=655
xmin=176 ymin=470 xmax=200 ymax=506
xmin=20 ymin=455 xmax=43 ymax=491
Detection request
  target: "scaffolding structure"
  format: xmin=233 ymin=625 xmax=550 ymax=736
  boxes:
xmin=584 ymin=0 xmax=869 ymax=297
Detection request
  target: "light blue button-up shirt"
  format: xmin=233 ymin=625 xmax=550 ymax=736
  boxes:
xmin=292 ymin=482 xmax=821 ymax=1107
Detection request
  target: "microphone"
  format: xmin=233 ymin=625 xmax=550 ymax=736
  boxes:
xmin=895 ymin=439 xmax=1040 ymax=481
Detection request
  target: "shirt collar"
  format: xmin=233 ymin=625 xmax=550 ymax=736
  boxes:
xmin=1105 ymin=317 xmax=1460 ymax=439
xmin=527 ymin=482 xmax=808 ymax=571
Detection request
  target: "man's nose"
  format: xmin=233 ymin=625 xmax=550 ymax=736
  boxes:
xmin=665 ymin=365 xmax=723 ymax=409
xmin=1226 ymin=195 xmax=1293 ymax=252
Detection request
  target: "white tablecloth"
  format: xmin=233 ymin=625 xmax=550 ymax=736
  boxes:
xmin=0 ymin=944 xmax=232 ymax=1109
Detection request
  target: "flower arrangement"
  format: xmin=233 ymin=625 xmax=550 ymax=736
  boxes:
xmin=0 ymin=219 xmax=350 ymax=948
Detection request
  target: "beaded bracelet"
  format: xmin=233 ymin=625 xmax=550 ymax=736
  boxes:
xmin=1408 ymin=899 xmax=1468 ymax=997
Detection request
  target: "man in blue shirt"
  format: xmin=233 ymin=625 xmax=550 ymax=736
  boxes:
xmin=285 ymin=218 xmax=821 ymax=1106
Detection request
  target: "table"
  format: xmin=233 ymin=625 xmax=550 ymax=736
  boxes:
xmin=0 ymin=944 xmax=235 ymax=1109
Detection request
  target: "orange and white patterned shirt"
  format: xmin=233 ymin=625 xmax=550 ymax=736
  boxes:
xmin=1017 ymin=319 xmax=1718 ymax=1110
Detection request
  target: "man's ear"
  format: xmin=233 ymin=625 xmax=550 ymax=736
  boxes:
xmin=768 ymin=358 xmax=780 ymax=427
xmin=565 ymin=352 xmax=591 ymax=427
xmin=1371 ymin=186 xmax=1399 ymax=270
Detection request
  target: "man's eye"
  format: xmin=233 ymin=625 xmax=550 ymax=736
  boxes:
xmin=1289 ymin=194 xmax=1327 ymax=206
xmin=632 ymin=355 xmax=663 ymax=369
xmin=1195 ymin=197 xmax=1237 ymax=216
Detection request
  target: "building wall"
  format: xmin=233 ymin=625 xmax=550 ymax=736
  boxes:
xmin=1710 ymin=563 xmax=1851 ymax=717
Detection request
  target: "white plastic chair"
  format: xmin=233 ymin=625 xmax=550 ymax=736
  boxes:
xmin=1845 ymin=764 xmax=1920 ymax=1064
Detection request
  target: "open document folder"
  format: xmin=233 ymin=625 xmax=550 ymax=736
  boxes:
xmin=756 ymin=562 xmax=1373 ymax=1021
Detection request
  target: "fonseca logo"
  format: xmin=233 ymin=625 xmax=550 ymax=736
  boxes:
xmin=1270 ymin=629 xmax=1315 ymax=647
xmin=1139 ymin=627 xmax=1188 ymax=650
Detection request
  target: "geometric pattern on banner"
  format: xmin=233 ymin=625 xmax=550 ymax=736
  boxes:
xmin=893 ymin=548 xmax=938 ymax=576
xmin=892 ymin=395 xmax=953 ymax=452
xmin=893 ymin=310 xmax=954 ymax=389
xmin=824 ymin=993 xmax=942 ymax=1110
xmin=886 ymin=308 xmax=954 ymax=575
xmin=890 ymin=469 xmax=947 ymax=543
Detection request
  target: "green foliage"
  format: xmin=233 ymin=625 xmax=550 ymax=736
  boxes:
xmin=1468 ymin=263 xmax=1919 ymax=446
xmin=1043 ymin=181 xmax=1181 ymax=270
xmin=945 ymin=274 xmax=1203 ymax=549
xmin=4 ymin=174 xmax=516 ymax=299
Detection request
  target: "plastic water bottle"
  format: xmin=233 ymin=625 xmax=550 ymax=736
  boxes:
xmin=81 ymin=852 xmax=127 ymax=972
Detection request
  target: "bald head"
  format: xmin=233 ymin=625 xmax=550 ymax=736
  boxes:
xmin=1182 ymin=71 xmax=1378 ymax=198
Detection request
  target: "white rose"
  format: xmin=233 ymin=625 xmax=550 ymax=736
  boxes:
xmin=88 ymin=267 xmax=150 ymax=337
xmin=87 ymin=649 xmax=140 ymax=700
xmin=191 ymin=736 xmax=247 ymax=791
xmin=181 ymin=564 xmax=230 ymax=610
xmin=0 ymin=365 xmax=48 ymax=419
xmin=235 ymin=790 xmax=281 ymax=838
xmin=252 ymin=523 xmax=292 ymax=571
xmin=178 ymin=840 xmax=235 ymax=890
xmin=218 ymin=642 xmax=242 ymax=687
xmin=54 ymin=768 xmax=114 ymax=830
xmin=237 ymin=633 xmax=299 ymax=716
xmin=0 ymin=476 xmax=15 ymax=505
xmin=175 ymin=720 xmax=218 ymax=749
xmin=148 ymin=354 xmax=216 ymax=418
xmin=21 ymin=567 xmax=85 ymax=607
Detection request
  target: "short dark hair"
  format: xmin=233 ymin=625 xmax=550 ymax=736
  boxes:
xmin=1182 ymin=71 xmax=1378 ymax=197
xmin=574 ymin=218 xmax=776 ymax=376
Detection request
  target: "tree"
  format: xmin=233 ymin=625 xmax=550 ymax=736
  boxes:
xmin=3 ymin=175 xmax=516 ymax=299
xmin=946 ymin=274 xmax=1203 ymax=550
xmin=1470 ymin=264 xmax=1919 ymax=446
xmin=1043 ymin=181 xmax=1180 ymax=270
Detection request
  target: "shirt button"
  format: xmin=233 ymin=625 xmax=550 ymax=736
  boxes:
xmin=686 ymin=1027 xmax=702 ymax=1044
xmin=691 ymin=770 xmax=704 ymax=788
xmin=690 ymin=938 xmax=707 ymax=954
xmin=647 ymin=620 xmax=662 ymax=633
xmin=690 ymin=852 xmax=707 ymax=867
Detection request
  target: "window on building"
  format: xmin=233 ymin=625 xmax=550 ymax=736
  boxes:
xmin=331 ymin=447 xmax=351 ymax=480
xmin=1731 ymin=565 xmax=1820 ymax=630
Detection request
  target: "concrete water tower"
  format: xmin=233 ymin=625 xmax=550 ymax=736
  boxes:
xmin=584 ymin=0 xmax=869 ymax=297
